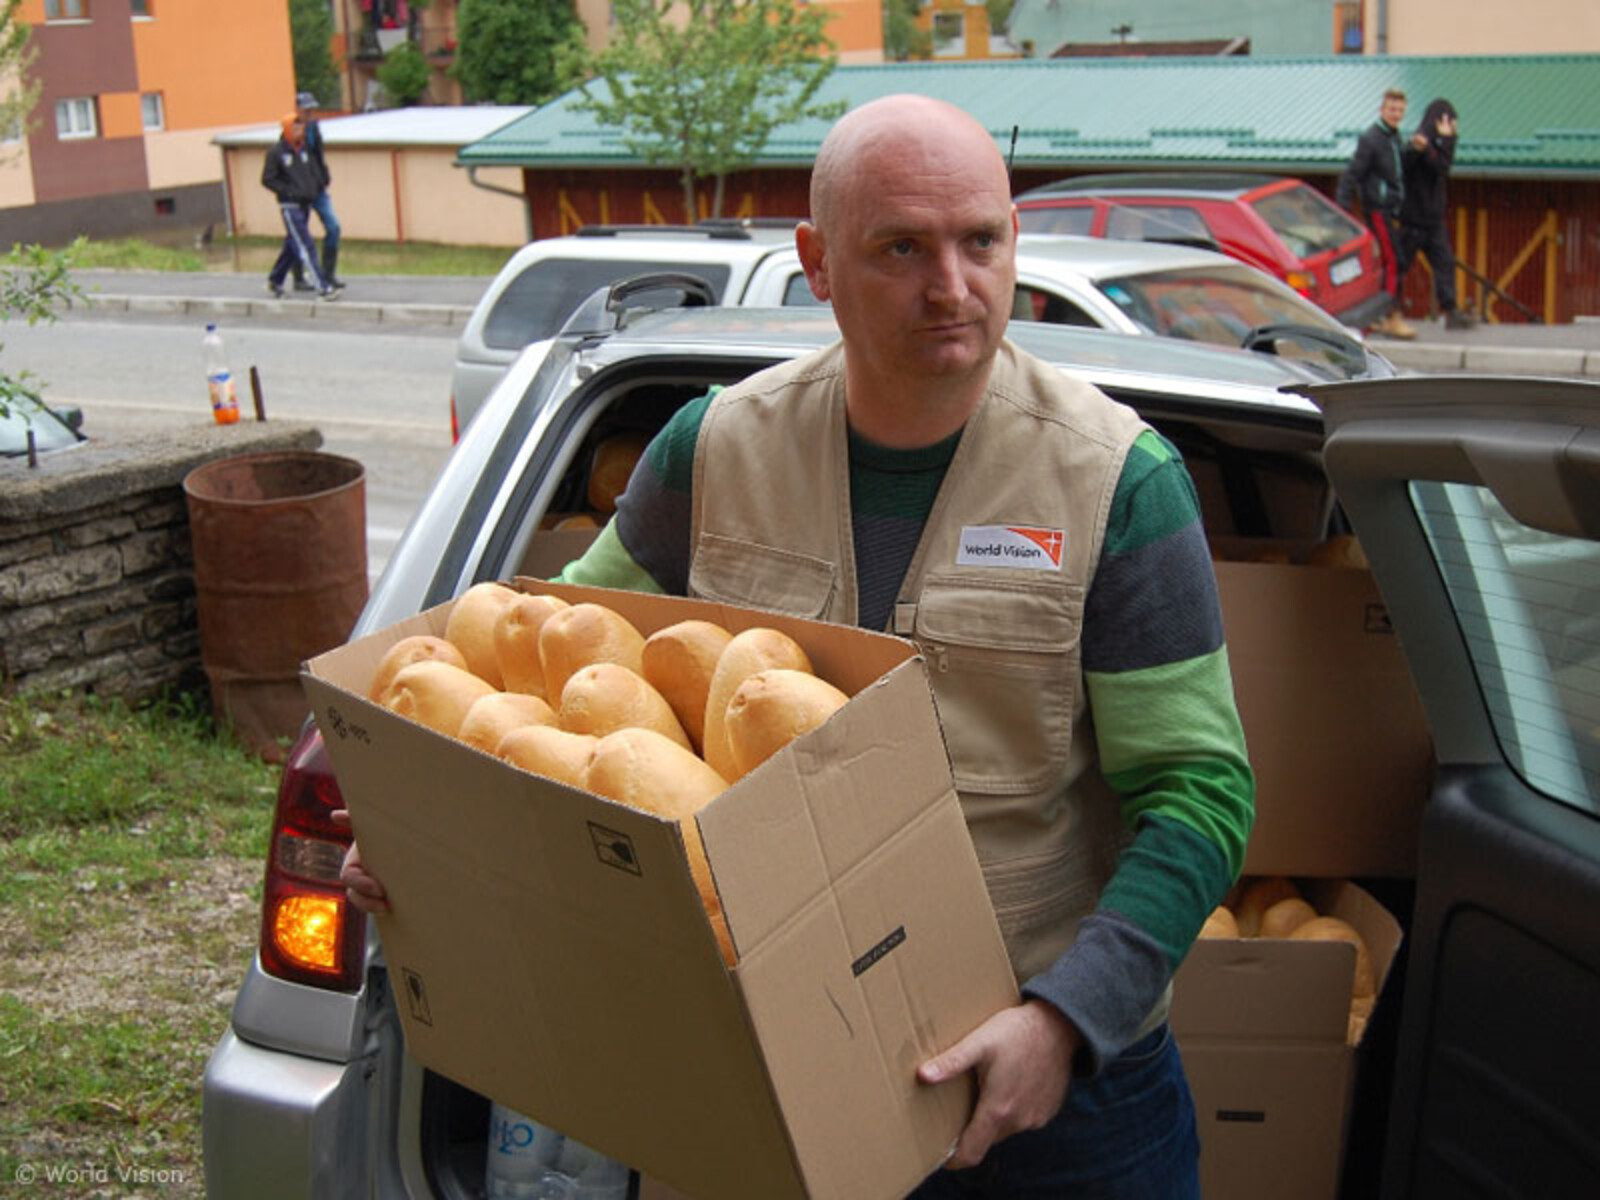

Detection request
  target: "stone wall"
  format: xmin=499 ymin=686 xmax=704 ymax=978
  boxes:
xmin=1 ymin=422 xmax=322 ymax=702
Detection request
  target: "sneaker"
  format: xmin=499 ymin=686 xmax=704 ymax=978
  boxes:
xmin=266 ymin=281 xmax=286 ymax=299
xmin=318 ymin=286 xmax=341 ymax=300
xmin=325 ymin=277 xmax=347 ymax=290
xmin=1444 ymin=309 xmax=1476 ymax=330
xmin=292 ymin=277 xmax=318 ymax=293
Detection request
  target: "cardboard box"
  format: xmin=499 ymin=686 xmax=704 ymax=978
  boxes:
xmin=1211 ymin=542 xmax=1434 ymax=877
xmin=1171 ymin=880 xmax=1403 ymax=1200
xmin=302 ymin=581 xmax=1018 ymax=1200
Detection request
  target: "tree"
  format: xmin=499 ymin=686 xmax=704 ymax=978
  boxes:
xmin=375 ymin=39 xmax=431 ymax=106
xmin=288 ymin=0 xmax=339 ymax=107
xmin=882 ymin=0 xmax=932 ymax=62
xmin=0 ymin=0 xmax=38 ymax=152
xmin=452 ymin=0 xmax=586 ymax=107
xmin=0 ymin=239 xmax=83 ymax=422
xmin=573 ymin=0 xmax=844 ymax=221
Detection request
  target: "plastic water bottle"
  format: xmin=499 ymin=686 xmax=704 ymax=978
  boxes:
xmin=483 ymin=1103 xmax=628 ymax=1200
xmin=202 ymin=323 xmax=240 ymax=425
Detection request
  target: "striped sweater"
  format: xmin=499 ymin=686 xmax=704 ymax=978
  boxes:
xmin=559 ymin=391 xmax=1254 ymax=1072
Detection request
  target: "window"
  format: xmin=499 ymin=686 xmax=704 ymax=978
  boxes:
xmin=1017 ymin=207 xmax=1095 ymax=237
xmin=1104 ymin=204 xmax=1212 ymax=245
xmin=483 ymin=259 xmax=732 ymax=351
xmin=44 ymin=0 xmax=88 ymax=18
xmin=1013 ymin=286 xmax=1097 ymax=327
xmin=141 ymin=92 xmax=165 ymax=131
xmin=1415 ymin=481 xmax=1600 ymax=814
xmin=131 ymin=0 xmax=151 ymax=14
xmin=1251 ymin=185 xmax=1365 ymax=258
xmin=932 ymin=12 xmax=965 ymax=57
xmin=55 ymin=97 xmax=97 ymax=140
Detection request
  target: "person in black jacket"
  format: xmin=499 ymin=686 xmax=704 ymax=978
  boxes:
xmin=262 ymin=114 xmax=339 ymax=300
xmin=290 ymin=92 xmax=345 ymax=293
xmin=1399 ymin=98 xmax=1473 ymax=330
xmin=1337 ymin=89 xmax=1414 ymax=339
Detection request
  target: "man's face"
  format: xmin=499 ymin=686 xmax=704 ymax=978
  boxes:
xmin=799 ymin=136 xmax=1017 ymax=386
xmin=1381 ymin=96 xmax=1407 ymax=129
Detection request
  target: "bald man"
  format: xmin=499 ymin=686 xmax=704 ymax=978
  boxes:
xmin=345 ymin=95 xmax=1252 ymax=1198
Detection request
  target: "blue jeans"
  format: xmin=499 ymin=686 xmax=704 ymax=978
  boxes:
xmin=906 ymin=1024 xmax=1200 ymax=1200
xmin=309 ymin=190 xmax=340 ymax=257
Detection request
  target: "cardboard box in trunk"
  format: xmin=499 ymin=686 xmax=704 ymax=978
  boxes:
xmin=1210 ymin=541 xmax=1433 ymax=877
xmin=302 ymin=581 xmax=1019 ymax=1200
xmin=1171 ymin=879 xmax=1403 ymax=1200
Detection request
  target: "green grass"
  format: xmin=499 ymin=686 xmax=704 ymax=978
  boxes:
xmin=0 ymin=690 xmax=278 ymax=1196
xmin=71 ymin=234 xmax=508 ymax=277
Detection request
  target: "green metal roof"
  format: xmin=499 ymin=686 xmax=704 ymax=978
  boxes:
xmin=458 ymin=54 xmax=1600 ymax=179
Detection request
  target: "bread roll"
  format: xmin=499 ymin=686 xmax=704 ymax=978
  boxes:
xmin=553 ymin=513 xmax=599 ymax=530
xmin=382 ymin=660 xmax=495 ymax=738
xmin=538 ymin=602 xmax=647 ymax=704
xmin=367 ymin=635 xmax=469 ymax=704
xmin=457 ymin=692 xmax=558 ymax=755
xmin=495 ymin=725 xmax=597 ymax=788
xmin=444 ymin=582 xmax=520 ymax=689
xmin=493 ymin=593 xmax=570 ymax=699
xmin=1235 ymin=876 xmax=1302 ymax=937
xmin=558 ymin=662 xmax=692 ymax=750
xmin=1259 ymin=896 xmax=1319 ymax=940
xmin=724 ymin=668 xmax=849 ymax=780
xmin=702 ymin=627 xmax=813 ymax=782
xmin=641 ymin=619 xmax=734 ymax=754
xmin=1291 ymin=916 xmax=1376 ymax=1001
xmin=583 ymin=728 xmax=734 ymax=965
xmin=586 ymin=432 xmax=649 ymax=513
xmin=1199 ymin=905 xmax=1239 ymax=939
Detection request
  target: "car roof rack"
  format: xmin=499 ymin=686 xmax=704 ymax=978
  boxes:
xmin=573 ymin=223 xmax=753 ymax=240
xmin=557 ymin=271 xmax=719 ymax=339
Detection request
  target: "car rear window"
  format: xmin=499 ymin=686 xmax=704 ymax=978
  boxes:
xmin=483 ymin=259 xmax=734 ymax=351
xmin=1413 ymin=480 xmax=1600 ymax=815
xmin=1017 ymin=207 xmax=1096 ymax=237
xmin=1250 ymin=186 xmax=1365 ymax=259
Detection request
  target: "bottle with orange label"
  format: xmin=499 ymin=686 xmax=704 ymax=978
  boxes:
xmin=202 ymin=323 xmax=240 ymax=425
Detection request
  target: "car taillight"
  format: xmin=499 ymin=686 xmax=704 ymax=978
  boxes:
xmin=450 ymin=393 xmax=460 ymax=444
xmin=258 ymin=723 xmax=366 ymax=991
xmin=1286 ymin=270 xmax=1317 ymax=296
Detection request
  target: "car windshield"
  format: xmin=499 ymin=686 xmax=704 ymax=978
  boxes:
xmin=1095 ymin=264 xmax=1362 ymax=375
xmin=1 ymin=399 xmax=78 ymax=457
xmin=1250 ymin=185 xmax=1365 ymax=258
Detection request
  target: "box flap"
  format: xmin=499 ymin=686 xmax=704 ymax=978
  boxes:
xmin=1213 ymin=558 xmax=1433 ymax=877
xmin=700 ymin=660 xmax=1019 ymax=1198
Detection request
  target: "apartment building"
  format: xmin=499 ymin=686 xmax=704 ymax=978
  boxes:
xmin=0 ymin=0 xmax=293 ymax=245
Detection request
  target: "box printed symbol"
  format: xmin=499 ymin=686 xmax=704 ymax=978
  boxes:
xmin=402 ymin=968 xmax=433 ymax=1026
xmin=589 ymin=822 xmax=641 ymax=875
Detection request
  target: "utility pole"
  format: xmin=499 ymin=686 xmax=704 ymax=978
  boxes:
xmin=1111 ymin=22 xmax=1133 ymax=44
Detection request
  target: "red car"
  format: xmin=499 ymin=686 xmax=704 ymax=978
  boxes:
xmin=1016 ymin=172 xmax=1389 ymax=331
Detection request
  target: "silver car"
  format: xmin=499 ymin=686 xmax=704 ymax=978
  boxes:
xmin=204 ymin=303 xmax=1600 ymax=1199
xmin=448 ymin=227 xmax=1391 ymax=437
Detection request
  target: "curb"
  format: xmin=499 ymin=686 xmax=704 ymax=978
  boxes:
xmin=82 ymin=292 xmax=473 ymax=327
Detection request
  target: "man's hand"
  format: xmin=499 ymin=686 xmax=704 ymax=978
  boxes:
xmin=916 ymin=999 xmax=1082 ymax=1169
xmin=332 ymin=809 xmax=391 ymax=915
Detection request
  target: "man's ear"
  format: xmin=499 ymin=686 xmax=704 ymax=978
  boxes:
xmin=796 ymin=222 xmax=830 ymax=303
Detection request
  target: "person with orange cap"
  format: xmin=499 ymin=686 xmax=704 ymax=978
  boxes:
xmin=261 ymin=113 xmax=340 ymax=300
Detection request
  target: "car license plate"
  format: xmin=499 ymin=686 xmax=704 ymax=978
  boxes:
xmin=1331 ymin=255 xmax=1363 ymax=285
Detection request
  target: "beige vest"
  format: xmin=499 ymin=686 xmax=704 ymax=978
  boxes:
xmin=688 ymin=340 xmax=1148 ymax=987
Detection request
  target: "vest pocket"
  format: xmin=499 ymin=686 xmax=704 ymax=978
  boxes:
xmin=912 ymin=576 xmax=1081 ymax=794
xmin=688 ymin=533 xmax=837 ymax=619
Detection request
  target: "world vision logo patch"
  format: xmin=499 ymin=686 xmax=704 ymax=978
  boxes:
xmin=956 ymin=525 xmax=1065 ymax=571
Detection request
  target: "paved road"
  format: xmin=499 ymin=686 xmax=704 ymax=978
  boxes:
xmin=71 ymin=268 xmax=1600 ymax=379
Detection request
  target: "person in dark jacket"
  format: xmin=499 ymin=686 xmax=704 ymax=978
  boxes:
xmin=290 ymin=92 xmax=345 ymax=293
xmin=1399 ymin=98 xmax=1473 ymax=330
xmin=1337 ymin=89 xmax=1414 ymax=339
xmin=261 ymin=114 xmax=339 ymax=300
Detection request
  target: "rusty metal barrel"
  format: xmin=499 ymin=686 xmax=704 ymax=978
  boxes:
xmin=184 ymin=450 xmax=368 ymax=760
